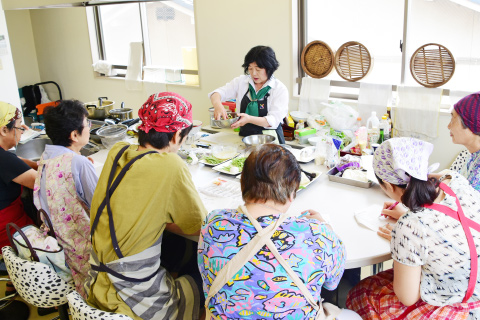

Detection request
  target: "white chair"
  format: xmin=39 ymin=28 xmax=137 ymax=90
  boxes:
xmin=2 ymin=246 xmax=74 ymax=320
xmin=67 ymin=291 xmax=135 ymax=320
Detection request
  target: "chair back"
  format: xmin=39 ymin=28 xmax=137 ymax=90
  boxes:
xmin=1 ymin=246 xmax=75 ymax=308
xmin=67 ymin=291 xmax=135 ymax=320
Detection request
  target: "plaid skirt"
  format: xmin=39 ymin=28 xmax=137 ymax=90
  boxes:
xmin=346 ymin=269 xmax=480 ymax=320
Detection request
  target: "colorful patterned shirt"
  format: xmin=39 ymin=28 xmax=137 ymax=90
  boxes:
xmin=198 ymin=209 xmax=346 ymax=320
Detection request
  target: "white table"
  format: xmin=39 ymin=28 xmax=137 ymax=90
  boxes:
xmin=90 ymin=141 xmax=392 ymax=270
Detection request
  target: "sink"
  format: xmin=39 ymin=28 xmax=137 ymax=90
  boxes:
xmin=13 ymin=138 xmax=100 ymax=161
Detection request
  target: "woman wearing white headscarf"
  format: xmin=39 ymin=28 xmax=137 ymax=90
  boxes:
xmin=346 ymin=138 xmax=480 ymax=319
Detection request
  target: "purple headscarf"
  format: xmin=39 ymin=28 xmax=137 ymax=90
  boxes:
xmin=454 ymin=92 xmax=480 ymax=134
xmin=373 ymin=137 xmax=436 ymax=185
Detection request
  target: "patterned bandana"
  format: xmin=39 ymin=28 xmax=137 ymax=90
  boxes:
xmin=373 ymin=137 xmax=434 ymax=185
xmin=0 ymin=102 xmax=21 ymax=127
xmin=454 ymin=92 xmax=480 ymax=134
xmin=138 ymin=92 xmax=193 ymax=133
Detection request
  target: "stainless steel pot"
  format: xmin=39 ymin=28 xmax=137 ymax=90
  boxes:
xmin=109 ymin=104 xmax=133 ymax=121
xmin=84 ymin=97 xmax=115 ymax=119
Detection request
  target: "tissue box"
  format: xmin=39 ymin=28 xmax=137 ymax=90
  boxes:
xmin=294 ymin=127 xmax=317 ymax=144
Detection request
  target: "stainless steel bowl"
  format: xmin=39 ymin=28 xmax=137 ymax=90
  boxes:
xmin=96 ymin=124 xmax=127 ymax=148
xmin=242 ymin=134 xmax=276 ymax=147
xmin=211 ymin=112 xmax=239 ymax=128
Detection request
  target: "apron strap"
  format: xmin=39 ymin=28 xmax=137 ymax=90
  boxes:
xmin=91 ymin=145 xmax=156 ymax=260
xmin=423 ymin=182 xmax=479 ymax=303
xmin=245 ymin=210 xmax=321 ymax=313
xmin=204 ymin=205 xmax=288 ymax=313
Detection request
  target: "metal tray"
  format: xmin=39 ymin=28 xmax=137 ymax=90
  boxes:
xmin=326 ymin=167 xmax=373 ymax=188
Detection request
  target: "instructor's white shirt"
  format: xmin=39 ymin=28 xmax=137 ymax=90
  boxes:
xmin=208 ymin=75 xmax=289 ymax=129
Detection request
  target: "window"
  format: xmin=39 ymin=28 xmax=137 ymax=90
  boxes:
xmin=90 ymin=0 xmax=199 ymax=85
xmin=300 ymin=0 xmax=480 ymax=96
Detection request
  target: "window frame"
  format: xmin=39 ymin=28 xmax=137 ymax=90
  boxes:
xmin=88 ymin=1 xmax=199 ymax=80
xmin=296 ymin=0 xmax=456 ymax=100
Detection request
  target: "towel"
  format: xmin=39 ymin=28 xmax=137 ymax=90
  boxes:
xmin=358 ymin=82 xmax=392 ymax=125
xmin=299 ymin=77 xmax=330 ymax=114
xmin=125 ymin=42 xmax=143 ymax=91
xmin=92 ymin=60 xmax=117 ymax=76
xmin=393 ymin=86 xmax=443 ymax=141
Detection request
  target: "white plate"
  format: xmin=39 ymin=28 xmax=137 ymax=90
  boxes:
xmin=285 ymin=146 xmax=316 ymax=163
xmin=199 ymin=153 xmax=239 ymax=167
xmin=297 ymin=170 xmax=322 ymax=192
xmin=212 ymin=157 xmax=246 ymax=175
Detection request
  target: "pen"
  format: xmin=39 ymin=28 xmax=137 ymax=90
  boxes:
xmin=299 ymin=211 xmax=309 ymax=218
xmin=387 ymin=201 xmax=399 ymax=210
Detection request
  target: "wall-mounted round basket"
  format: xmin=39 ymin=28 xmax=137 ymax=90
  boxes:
xmin=335 ymin=41 xmax=372 ymax=82
xmin=301 ymin=41 xmax=335 ymax=78
xmin=410 ymin=43 xmax=455 ymax=88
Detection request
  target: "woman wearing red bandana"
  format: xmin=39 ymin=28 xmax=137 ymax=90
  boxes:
xmin=209 ymin=46 xmax=289 ymax=144
xmin=87 ymin=93 xmax=207 ymax=320
xmin=449 ymin=92 xmax=480 ymax=191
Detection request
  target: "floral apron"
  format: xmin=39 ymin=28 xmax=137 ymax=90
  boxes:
xmin=205 ymin=205 xmax=341 ymax=320
xmin=347 ymin=182 xmax=480 ymax=320
xmin=33 ymin=152 xmax=91 ymax=298
xmin=87 ymin=145 xmax=200 ymax=320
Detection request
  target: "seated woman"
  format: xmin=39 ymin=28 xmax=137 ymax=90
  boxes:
xmin=0 ymin=102 xmax=36 ymax=298
xmin=380 ymin=92 xmax=480 ymax=225
xmin=448 ymin=92 xmax=480 ymax=191
xmin=347 ymin=137 xmax=480 ymax=319
xmin=199 ymin=144 xmax=360 ymax=320
xmin=33 ymin=100 xmax=97 ymax=298
xmin=87 ymin=92 xmax=207 ymax=320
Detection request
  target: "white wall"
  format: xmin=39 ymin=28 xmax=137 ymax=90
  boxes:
xmin=0 ymin=2 xmax=21 ymax=108
xmin=5 ymin=9 xmax=40 ymax=87
xmin=3 ymin=0 xmax=464 ymax=169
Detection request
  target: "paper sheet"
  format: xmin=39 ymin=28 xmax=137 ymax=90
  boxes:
xmin=354 ymin=204 xmax=396 ymax=232
xmin=198 ymin=178 xmax=243 ymax=212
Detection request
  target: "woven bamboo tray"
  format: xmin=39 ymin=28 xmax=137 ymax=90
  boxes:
xmin=301 ymin=41 xmax=335 ymax=78
xmin=410 ymin=43 xmax=455 ymax=88
xmin=335 ymin=41 xmax=372 ymax=82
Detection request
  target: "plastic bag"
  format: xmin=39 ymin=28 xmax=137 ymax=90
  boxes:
xmin=320 ymin=101 xmax=359 ymax=131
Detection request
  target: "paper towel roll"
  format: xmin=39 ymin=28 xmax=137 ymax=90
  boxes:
xmin=125 ymin=42 xmax=143 ymax=91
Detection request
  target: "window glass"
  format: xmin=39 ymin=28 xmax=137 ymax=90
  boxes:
xmin=407 ymin=0 xmax=480 ymax=91
xmin=306 ymin=0 xmax=404 ymax=85
xmin=99 ymin=4 xmax=143 ymax=65
xmin=144 ymin=1 xmax=196 ymax=68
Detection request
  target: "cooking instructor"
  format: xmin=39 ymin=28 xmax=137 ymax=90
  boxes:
xmin=209 ymin=45 xmax=288 ymax=144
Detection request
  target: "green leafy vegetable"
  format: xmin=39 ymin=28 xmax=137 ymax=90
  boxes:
xmin=201 ymin=155 xmax=224 ymax=165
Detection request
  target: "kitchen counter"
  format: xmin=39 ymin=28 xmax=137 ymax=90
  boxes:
xmin=89 ymin=136 xmax=392 ymax=269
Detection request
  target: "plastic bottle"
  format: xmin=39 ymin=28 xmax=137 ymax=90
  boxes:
xmin=354 ymin=117 xmax=362 ymax=132
xmin=294 ymin=120 xmax=305 ymax=141
xmin=380 ymin=115 xmax=390 ymax=140
xmin=366 ymin=112 xmax=380 ymax=148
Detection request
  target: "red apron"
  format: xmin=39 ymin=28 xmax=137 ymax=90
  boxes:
xmin=0 ymin=187 xmax=34 ymax=248
xmin=396 ymin=182 xmax=480 ymax=319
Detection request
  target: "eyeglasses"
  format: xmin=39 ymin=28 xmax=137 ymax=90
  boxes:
xmin=87 ymin=119 xmax=92 ymax=128
xmin=13 ymin=127 xmax=26 ymax=133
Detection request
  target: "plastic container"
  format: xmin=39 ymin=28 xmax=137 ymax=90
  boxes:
xmin=366 ymin=112 xmax=380 ymax=148
xmin=294 ymin=127 xmax=317 ymax=144
xmin=96 ymin=124 xmax=127 ymax=149
xmin=380 ymin=115 xmax=390 ymax=140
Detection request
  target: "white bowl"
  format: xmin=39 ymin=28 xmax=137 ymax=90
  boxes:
xmin=308 ymin=136 xmax=323 ymax=146
xmin=290 ymin=111 xmax=310 ymax=123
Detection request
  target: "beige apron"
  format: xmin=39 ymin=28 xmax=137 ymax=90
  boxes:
xmin=205 ymin=205 xmax=342 ymax=320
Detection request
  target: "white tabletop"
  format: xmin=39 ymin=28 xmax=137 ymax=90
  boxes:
xmin=89 ymin=139 xmax=393 ymax=270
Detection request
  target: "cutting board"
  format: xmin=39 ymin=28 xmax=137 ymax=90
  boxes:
xmin=199 ymin=132 xmax=244 ymax=148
